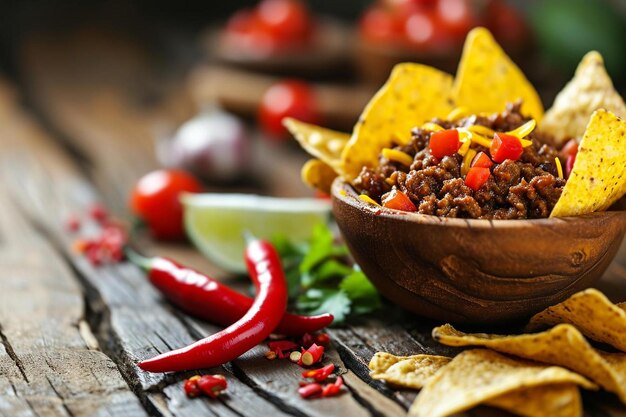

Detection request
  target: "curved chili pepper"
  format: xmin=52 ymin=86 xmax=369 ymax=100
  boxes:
xmin=125 ymin=250 xmax=333 ymax=335
xmin=138 ymin=238 xmax=288 ymax=372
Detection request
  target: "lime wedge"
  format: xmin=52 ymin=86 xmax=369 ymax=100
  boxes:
xmin=182 ymin=193 xmax=331 ymax=273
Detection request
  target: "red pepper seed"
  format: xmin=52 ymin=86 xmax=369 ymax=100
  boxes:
xmin=289 ymin=351 xmax=302 ymax=363
xmin=298 ymin=382 xmax=322 ymax=399
xmin=265 ymin=350 xmax=277 ymax=360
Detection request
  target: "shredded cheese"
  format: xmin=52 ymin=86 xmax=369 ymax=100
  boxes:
xmin=470 ymin=133 xmax=493 ymax=148
xmin=555 ymin=157 xmax=563 ymax=179
xmin=392 ymin=131 xmax=411 ymax=145
xmin=462 ymin=149 xmax=477 ymax=176
xmin=359 ymin=194 xmax=380 ymax=206
xmin=421 ymin=122 xmax=444 ymax=132
xmin=382 ymin=148 xmax=413 ymax=166
xmin=457 ymin=129 xmax=472 ymax=156
xmin=507 ymin=119 xmax=536 ymax=139
xmin=520 ymin=139 xmax=533 ymax=148
xmin=446 ymin=107 xmax=470 ymax=121
xmin=468 ymin=125 xmax=495 ymax=137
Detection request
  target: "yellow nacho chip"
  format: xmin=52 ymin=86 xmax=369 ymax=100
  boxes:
xmin=526 ymin=288 xmax=626 ymax=352
xmin=453 ymin=27 xmax=543 ymax=122
xmin=368 ymin=352 xmax=451 ymax=389
xmin=541 ymin=51 xmax=626 ymax=146
xmin=433 ymin=323 xmax=625 ymax=402
xmin=284 ymin=118 xmax=349 ymax=172
xmin=341 ymin=63 xmax=454 ymax=180
xmin=369 ymin=352 xmax=581 ymax=417
xmin=487 ymin=384 xmax=582 ymax=417
xmin=550 ymin=109 xmax=626 ymax=217
xmin=409 ymin=349 xmax=594 ymax=417
xmin=301 ymin=159 xmax=337 ymax=194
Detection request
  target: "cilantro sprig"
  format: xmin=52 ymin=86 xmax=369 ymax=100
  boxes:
xmin=272 ymin=224 xmax=381 ymax=325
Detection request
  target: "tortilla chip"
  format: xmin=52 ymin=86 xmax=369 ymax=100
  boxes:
xmin=550 ymin=109 xmax=626 ymax=217
xmin=409 ymin=349 xmax=595 ymax=417
xmin=541 ymin=51 xmax=626 ymax=146
xmin=301 ymin=159 xmax=337 ymax=194
xmin=487 ymin=384 xmax=582 ymax=417
xmin=453 ymin=27 xmax=543 ymax=122
xmin=433 ymin=323 xmax=626 ymax=402
xmin=370 ymin=352 xmax=581 ymax=417
xmin=284 ymin=118 xmax=349 ymax=172
xmin=368 ymin=352 xmax=451 ymax=389
xmin=526 ymin=288 xmax=626 ymax=352
xmin=340 ymin=63 xmax=454 ymax=180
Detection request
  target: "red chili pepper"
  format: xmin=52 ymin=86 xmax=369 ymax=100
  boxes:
xmin=298 ymin=382 xmax=322 ymax=399
xmin=429 ymin=129 xmax=460 ymax=158
xmin=300 ymin=343 xmax=324 ymax=366
xmin=184 ymin=375 xmax=202 ymax=398
xmin=561 ymin=139 xmax=578 ymax=159
xmin=268 ymin=340 xmax=300 ymax=354
xmin=137 ymin=238 xmax=288 ymax=372
xmin=465 ymin=167 xmax=491 ymax=191
xmin=382 ymin=189 xmax=417 ymax=212
xmin=471 ymin=151 xmax=493 ymax=168
xmin=302 ymin=363 xmax=335 ymax=382
xmin=197 ymin=374 xmax=228 ymax=398
xmin=125 ymin=251 xmax=333 ymax=336
xmin=490 ymin=132 xmax=523 ymax=163
xmin=321 ymin=376 xmax=343 ymax=398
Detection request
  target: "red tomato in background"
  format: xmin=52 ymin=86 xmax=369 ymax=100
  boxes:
xmin=486 ymin=0 xmax=528 ymax=48
xmin=359 ymin=6 xmax=403 ymax=44
xmin=130 ymin=170 xmax=203 ymax=240
xmin=402 ymin=9 xmax=452 ymax=51
xmin=436 ymin=0 xmax=478 ymax=42
xmin=258 ymin=80 xmax=320 ymax=138
xmin=257 ymin=0 xmax=312 ymax=42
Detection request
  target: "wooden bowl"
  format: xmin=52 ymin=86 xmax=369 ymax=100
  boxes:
xmin=332 ymin=178 xmax=626 ymax=324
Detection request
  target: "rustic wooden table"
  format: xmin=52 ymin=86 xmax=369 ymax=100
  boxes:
xmin=1 ymin=27 xmax=626 ymax=417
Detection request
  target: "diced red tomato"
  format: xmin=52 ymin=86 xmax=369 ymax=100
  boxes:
xmin=490 ymin=133 xmax=523 ymax=163
xmin=258 ymin=80 xmax=320 ymax=138
xmin=565 ymin=153 xmax=577 ymax=179
xmin=429 ymin=129 xmax=460 ymax=158
xmin=464 ymin=166 xmax=490 ymax=191
xmin=561 ymin=139 xmax=578 ymax=158
xmin=382 ymin=189 xmax=417 ymax=212
xmin=471 ymin=151 xmax=493 ymax=168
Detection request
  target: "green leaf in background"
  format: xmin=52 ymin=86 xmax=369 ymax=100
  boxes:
xmin=340 ymin=269 xmax=382 ymax=315
xmin=297 ymin=288 xmax=352 ymax=324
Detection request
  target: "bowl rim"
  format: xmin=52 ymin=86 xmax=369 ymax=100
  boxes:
xmin=332 ymin=177 xmax=626 ymax=229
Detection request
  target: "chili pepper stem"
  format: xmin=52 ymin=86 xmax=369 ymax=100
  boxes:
xmin=123 ymin=246 xmax=153 ymax=272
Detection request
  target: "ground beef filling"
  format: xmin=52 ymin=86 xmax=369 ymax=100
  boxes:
xmin=353 ymin=103 xmax=567 ymax=220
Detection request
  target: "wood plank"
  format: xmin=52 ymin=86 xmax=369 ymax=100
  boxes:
xmin=0 ymin=80 xmax=299 ymax=417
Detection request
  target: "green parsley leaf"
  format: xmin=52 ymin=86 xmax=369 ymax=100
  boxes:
xmin=297 ymin=288 xmax=352 ymax=324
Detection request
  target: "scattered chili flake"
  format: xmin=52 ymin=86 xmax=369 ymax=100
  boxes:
xmin=73 ymin=223 xmax=128 ymax=266
xmin=197 ymin=374 xmax=228 ymax=399
xmin=321 ymin=376 xmax=343 ymax=398
xmin=302 ymin=363 xmax=335 ymax=382
xmin=300 ymin=343 xmax=324 ymax=366
xmin=298 ymin=382 xmax=322 ymax=399
xmin=268 ymin=340 xmax=300 ymax=357
xmin=314 ymin=333 xmax=330 ymax=346
xmin=65 ymin=214 xmax=81 ymax=233
xmin=183 ymin=375 xmax=202 ymax=398
xmin=300 ymin=333 xmax=315 ymax=349
xmin=88 ymin=203 xmax=108 ymax=224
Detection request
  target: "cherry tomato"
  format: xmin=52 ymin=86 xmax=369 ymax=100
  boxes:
xmin=130 ymin=170 xmax=203 ymax=240
xmin=429 ymin=129 xmax=460 ymax=158
xmin=560 ymin=139 xmax=578 ymax=158
xmin=257 ymin=0 xmax=312 ymax=42
xmin=258 ymin=80 xmax=320 ymax=138
xmin=402 ymin=9 xmax=454 ymax=51
xmin=486 ymin=0 xmax=528 ymax=48
xmin=359 ymin=6 xmax=403 ymax=44
xmin=465 ymin=166 xmax=491 ymax=191
xmin=382 ymin=189 xmax=417 ymax=212
xmin=490 ymin=133 xmax=523 ymax=163
xmin=436 ymin=0 xmax=478 ymax=42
